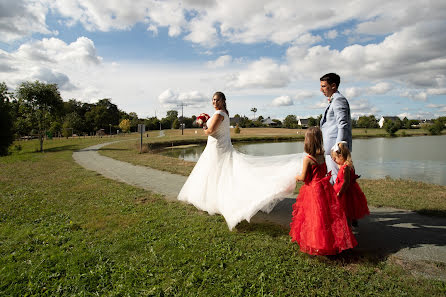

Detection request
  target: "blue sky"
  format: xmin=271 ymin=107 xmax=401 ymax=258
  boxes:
xmin=1 ymin=0 xmax=445 ymax=120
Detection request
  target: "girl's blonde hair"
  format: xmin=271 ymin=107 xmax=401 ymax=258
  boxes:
xmin=331 ymin=142 xmax=353 ymax=167
xmin=304 ymin=126 xmax=324 ymax=156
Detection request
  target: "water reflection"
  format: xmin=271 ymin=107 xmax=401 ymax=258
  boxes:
xmin=161 ymin=135 xmax=446 ymax=185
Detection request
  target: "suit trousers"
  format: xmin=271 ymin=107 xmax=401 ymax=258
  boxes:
xmin=325 ymin=155 xmax=338 ymax=185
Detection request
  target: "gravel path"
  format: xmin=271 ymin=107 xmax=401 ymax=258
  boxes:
xmin=73 ymin=141 xmax=446 ymax=280
xmin=73 ymin=141 xmax=186 ymax=200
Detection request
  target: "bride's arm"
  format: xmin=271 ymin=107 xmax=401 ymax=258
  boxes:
xmin=204 ymin=114 xmax=224 ymax=135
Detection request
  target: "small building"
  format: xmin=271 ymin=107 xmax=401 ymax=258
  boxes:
xmin=96 ymin=129 xmax=106 ymax=136
xmin=298 ymin=118 xmax=309 ymax=128
xmin=378 ymin=116 xmax=400 ymax=128
xmin=230 ymin=117 xmax=241 ymax=127
xmin=261 ymin=117 xmax=276 ymax=126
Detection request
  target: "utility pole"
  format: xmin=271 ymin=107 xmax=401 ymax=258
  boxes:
xmin=177 ymin=102 xmax=187 ymax=135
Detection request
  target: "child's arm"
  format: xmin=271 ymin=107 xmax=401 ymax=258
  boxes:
xmin=337 ymin=165 xmax=351 ymax=196
xmin=296 ymin=157 xmax=310 ymax=182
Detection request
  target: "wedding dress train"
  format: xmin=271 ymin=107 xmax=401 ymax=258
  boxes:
xmin=178 ymin=110 xmax=304 ymax=230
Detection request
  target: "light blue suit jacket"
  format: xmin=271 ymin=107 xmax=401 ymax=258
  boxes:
xmin=320 ymin=91 xmax=352 ymax=155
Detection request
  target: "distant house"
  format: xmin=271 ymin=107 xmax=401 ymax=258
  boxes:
xmin=261 ymin=117 xmax=276 ymax=126
xmin=298 ymin=118 xmax=309 ymax=128
xmin=96 ymin=129 xmax=106 ymax=136
xmin=230 ymin=116 xmax=241 ymax=127
xmin=378 ymin=116 xmax=400 ymax=128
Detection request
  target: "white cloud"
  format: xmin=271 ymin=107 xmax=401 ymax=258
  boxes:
xmin=158 ymin=89 xmax=208 ymax=108
xmin=1 ymin=0 xmax=445 ymax=119
xmin=206 ymin=55 xmax=232 ymax=68
xmin=349 ymin=98 xmax=380 ymax=118
xmin=0 ymin=0 xmax=52 ymax=42
xmin=2 ymin=0 xmax=444 ymax=52
xmin=345 ymin=87 xmax=362 ymax=99
xmin=0 ymin=36 xmax=102 ymax=92
xmin=401 ymin=91 xmax=428 ymax=102
xmin=345 ymin=82 xmax=392 ymax=99
xmin=32 ymin=68 xmax=76 ymax=91
xmin=293 ymin=33 xmax=322 ymax=46
xmin=369 ymin=82 xmax=392 ymax=94
xmin=324 ymin=30 xmax=338 ymax=40
xmin=271 ymin=95 xmax=293 ymax=107
xmin=427 ymin=88 xmax=446 ymax=96
xmin=226 ymin=58 xmax=290 ymax=89
xmin=286 ymin=20 xmax=446 ymax=91
xmin=426 ymin=104 xmax=446 ymax=113
xmin=294 ymin=90 xmax=316 ymax=100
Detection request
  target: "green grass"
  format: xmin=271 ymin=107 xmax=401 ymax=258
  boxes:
xmin=1 ymin=138 xmax=445 ymax=295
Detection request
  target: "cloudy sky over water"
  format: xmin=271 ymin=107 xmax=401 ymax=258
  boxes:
xmin=1 ymin=0 xmax=445 ymax=120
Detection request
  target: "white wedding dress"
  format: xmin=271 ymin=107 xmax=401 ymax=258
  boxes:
xmin=178 ymin=110 xmax=305 ymax=230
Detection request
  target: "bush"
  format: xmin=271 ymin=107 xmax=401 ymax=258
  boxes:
xmin=426 ymin=120 xmax=444 ymax=135
xmin=234 ymin=124 xmax=241 ymax=134
xmin=384 ymin=121 xmax=399 ymax=136
xmin=172 ymin=118 xmax=180 ymax=129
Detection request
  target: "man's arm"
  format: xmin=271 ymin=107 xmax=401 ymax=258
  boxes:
xmin=332 ymin=97 xmax=350 ymax=143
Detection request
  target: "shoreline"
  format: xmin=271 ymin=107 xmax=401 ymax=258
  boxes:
xmin=142 ymin=129 xmax=443 ymax=151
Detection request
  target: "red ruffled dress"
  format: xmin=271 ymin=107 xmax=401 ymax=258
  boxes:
xmin=334 ymin=164 xmax=370 ymax=220
xmin=289 ymin=156 xmax=357 ymax=255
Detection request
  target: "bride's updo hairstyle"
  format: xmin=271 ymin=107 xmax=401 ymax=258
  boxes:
xmin=213 ymin=91 xmax=229 ymax=116
xmin=304 ymin=126 xmax=324 ymax=156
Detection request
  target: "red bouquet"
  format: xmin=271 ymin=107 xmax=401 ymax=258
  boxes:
xmin=196 ymin=113 xmax=210 ymax=127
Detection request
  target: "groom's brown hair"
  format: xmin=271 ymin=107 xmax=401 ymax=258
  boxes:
xmin=304 ymin=127 xmax=324 ymax=156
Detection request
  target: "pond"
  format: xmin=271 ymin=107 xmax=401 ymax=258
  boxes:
xmin=161 ymin=135 xmax=446 ymax=186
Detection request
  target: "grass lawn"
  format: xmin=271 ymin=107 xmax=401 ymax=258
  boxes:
xmin=1 ymin=136 xmax=445 ymax=295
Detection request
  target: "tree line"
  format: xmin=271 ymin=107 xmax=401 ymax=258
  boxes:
xmin=1 ymin=80 xmax=445 ymax=156
xmin=0 ymin=81 xmax=199 ymax=154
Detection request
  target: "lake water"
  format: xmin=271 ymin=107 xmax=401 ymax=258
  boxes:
xmin=161 ymin=135 xmax=446 ymax=185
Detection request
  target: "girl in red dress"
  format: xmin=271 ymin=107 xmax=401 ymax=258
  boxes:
xmin=331 ymin=141 xmax=370 ymax=227
xmin=289 ymin=127 xmax=357 ymax=255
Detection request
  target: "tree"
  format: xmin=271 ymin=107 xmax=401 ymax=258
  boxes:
xmin=250 ymin=107 xmax=257 ymax=120
xmin=308 ymin=117 xmax=317 ymax=127
xmin=49 ymin=121 xmax=62 ymax=137
xmin=63 ymin=112 xmax=83 ymax=134
xmin=272 ymin=119 xmax=282 ymax=127
xmin=16 ymin=81 xmax=63 ymax=152
xmin=283 ymin=115 xmax=298 ymax=129
xmin=119 ymin=119 xmax=131 ymax=133
xmin=383 ymin=120 xmax=399 ymax=136
xmin=402 ymin=117 xmax=410 ymax=129
xmin=160 ymin=117 xmax=172 ymax=129
xmin=172 ymin=118 xmax=180 ymax=129
xmin=0 ymin=82 xmax=14 ymax=155
xmin=144 ymin=117 xmax=160 ymax=130
xmin=316 ymin=114 xmax=322 ymax=126
xmin=166 ymin=110 xmax=178 ymax=120
xmin=426 ymin=118 xmax=445 ymax=135
xmin=85 ymin=98 xmax=120 ymax=131
xmin=128 ymin=112 xmax=139 ymax=132
xmin=357 ymin=115 xmax=378 ymax=128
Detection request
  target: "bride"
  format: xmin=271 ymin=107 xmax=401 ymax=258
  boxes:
xmin=178 ymin=92 xmax=304 ymax=230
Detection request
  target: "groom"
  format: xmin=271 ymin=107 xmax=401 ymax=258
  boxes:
xmin=319 ymin=73 xmax=352 ymax=184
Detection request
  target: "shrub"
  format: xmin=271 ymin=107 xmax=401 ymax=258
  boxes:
xmin=426 ymin=120 xmax=444 ymax=135
xmin=234 ymin=124 xmax=241 ymax=134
